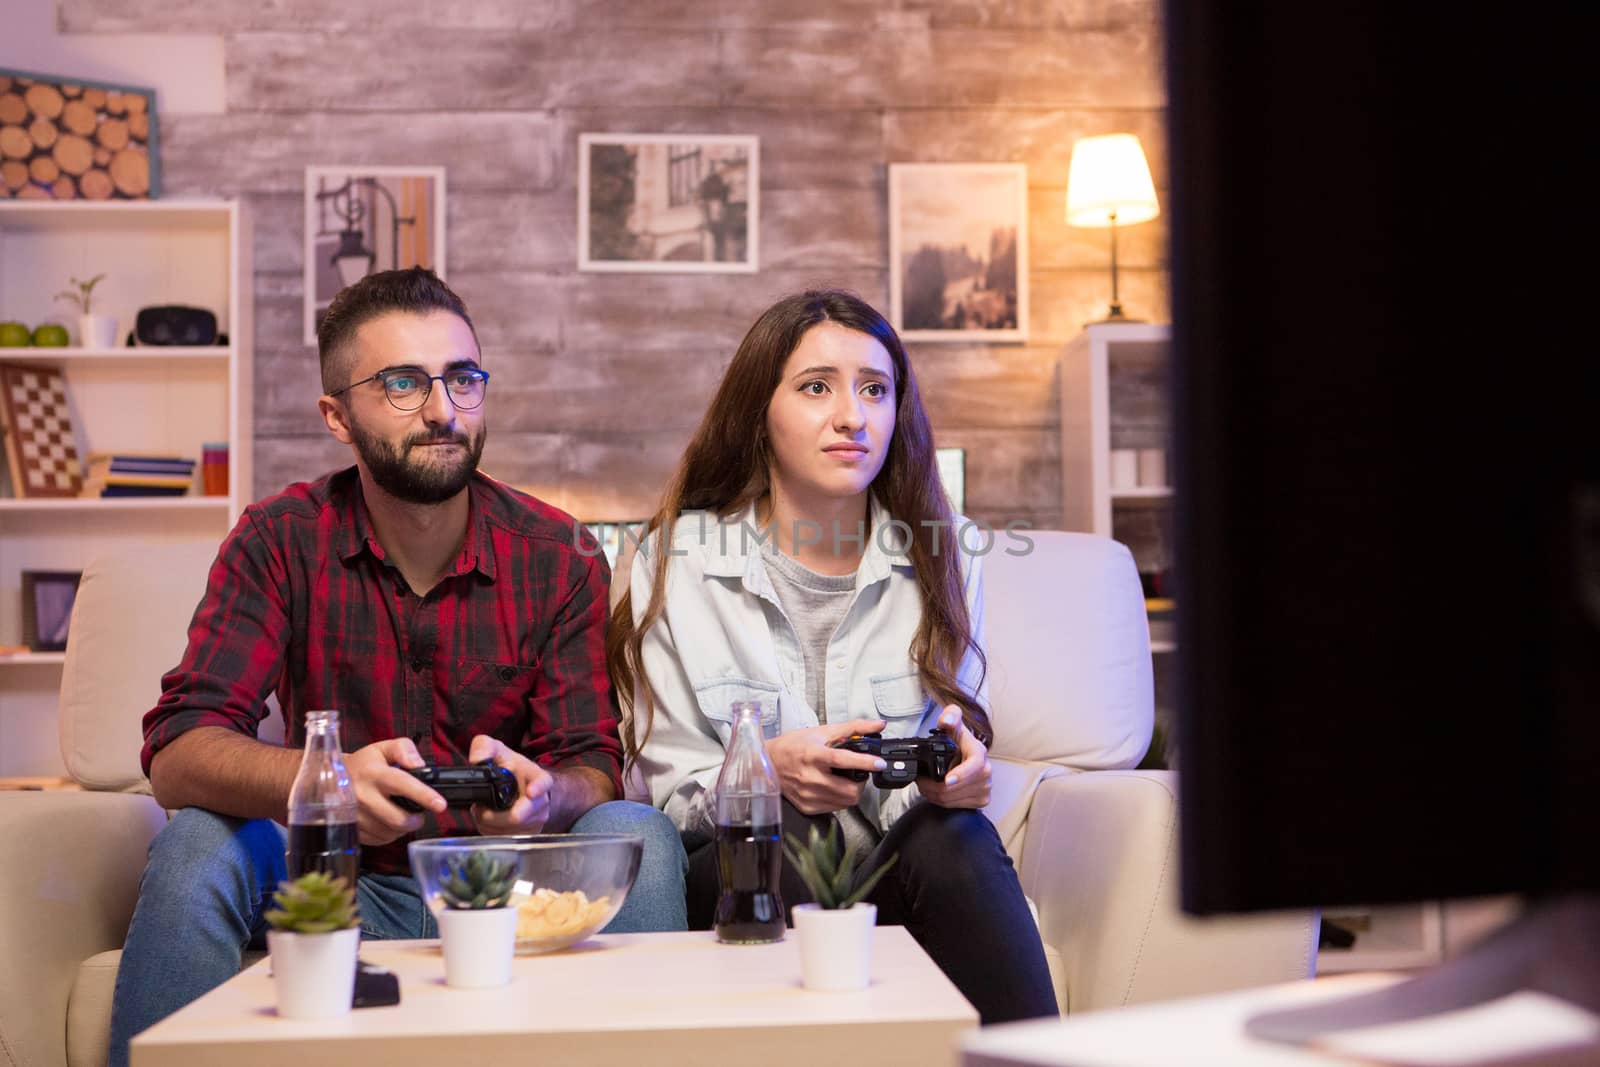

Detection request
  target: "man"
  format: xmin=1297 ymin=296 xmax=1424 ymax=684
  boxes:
xmin=109 ymin=268 xmax=687 ymax=1067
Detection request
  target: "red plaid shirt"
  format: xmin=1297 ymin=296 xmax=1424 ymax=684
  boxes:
xmin=142 ymin=467 xmax=622 ymax=874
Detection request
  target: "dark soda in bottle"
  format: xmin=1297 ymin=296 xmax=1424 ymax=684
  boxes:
xmin=713 ymin=818 xmax=783 ymax=942
xmin=286 ymin=709 xmax=359 ymax=887
xmin=286 ymin=822 xmax=360 ymax=886
xmin=713 ymin=701 xmax=784 ymax=943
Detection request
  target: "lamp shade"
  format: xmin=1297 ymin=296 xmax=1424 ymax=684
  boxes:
xmin=1066 ymin=133 xmax=1160 ymax=228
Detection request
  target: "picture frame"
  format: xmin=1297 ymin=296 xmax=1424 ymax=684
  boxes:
xmin=578 ymin=133 xmax=759 ymax=273
xmin=889 ymin=163 xmax=1028 ymax=343
xmin=0 ymin=68 xmax=160 ymax=200
xmin=304 ymin=166 xmax=447 ymax=345
xmin=21 ymin=570 xmax=82 ymax=652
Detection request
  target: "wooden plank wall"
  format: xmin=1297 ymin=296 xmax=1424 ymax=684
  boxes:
xmin=61 ymin=0 xmax=1168 ymax=530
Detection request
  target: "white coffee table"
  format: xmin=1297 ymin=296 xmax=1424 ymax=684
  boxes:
xmin=132 ymin=927 xmax=977 ymax=1067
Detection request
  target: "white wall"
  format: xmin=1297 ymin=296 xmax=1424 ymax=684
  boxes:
xmin=0 ymin=0 xmax=223 ymax=114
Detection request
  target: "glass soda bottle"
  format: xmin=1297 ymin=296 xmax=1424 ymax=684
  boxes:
xmin=713 ymin=700 xmax=785 ymax=943
xmin=286 ymin=709 xmax=360 ymax=887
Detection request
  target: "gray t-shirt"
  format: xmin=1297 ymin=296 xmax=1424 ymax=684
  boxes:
xmin=761 ymin=547 xmax=883 ymax=860
xmin=761 ymin=546 xmax=855 ymax=721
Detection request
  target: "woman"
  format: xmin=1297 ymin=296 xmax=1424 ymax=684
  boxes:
xmin=607 ymin=290 xmax=1056 ymax=1023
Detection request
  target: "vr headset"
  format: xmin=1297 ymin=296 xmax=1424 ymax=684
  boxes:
xmin=131 ymin=305 xmax=226 ymax=346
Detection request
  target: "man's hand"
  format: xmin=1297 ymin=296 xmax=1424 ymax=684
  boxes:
xmin=467 ymin=736 xmax=553 ymax=835
xmin=917 ymin=705 xmax=992 ymax=810
xmin=765 ymin=718 xmax=887 ymax=815
xmin=345 ymin=737 xmax=444 ymax=846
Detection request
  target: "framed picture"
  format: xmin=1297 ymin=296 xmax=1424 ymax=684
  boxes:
xmin=304 ymin=166 xmax=447 ymax=344
xmin=578 ymin=133 xmax=758 ymax=273
xmin=21 ymin=570 xmax=82 ymax=652
xmin=889 ymin=163 xmax=1028 ymax=343
xmin=0 ymin=68 xmax=159 ymax=200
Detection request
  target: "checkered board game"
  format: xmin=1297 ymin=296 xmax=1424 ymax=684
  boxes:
xmin=0 ymin=363 xmax=83 ymax=498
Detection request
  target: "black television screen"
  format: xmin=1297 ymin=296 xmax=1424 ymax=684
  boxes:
xmin=1164 ymin=2 xmax=1599 ymax=917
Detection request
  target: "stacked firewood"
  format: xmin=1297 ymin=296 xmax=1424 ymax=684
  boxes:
xmin=0 ymin=74 xmax=152 ymax=200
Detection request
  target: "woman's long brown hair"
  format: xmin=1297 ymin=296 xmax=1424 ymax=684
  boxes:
xmin=606 ymin=290 xmax=990 ymax=764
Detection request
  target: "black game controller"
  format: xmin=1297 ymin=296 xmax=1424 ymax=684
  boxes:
xmin=828 ymin=730 xmax=959 ymax=790
xmin=394 ymin=761 xmax=518 ymax=812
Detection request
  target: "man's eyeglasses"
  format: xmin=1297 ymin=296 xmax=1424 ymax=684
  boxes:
xmin=329 ymin=367 xmax=491 ymax=412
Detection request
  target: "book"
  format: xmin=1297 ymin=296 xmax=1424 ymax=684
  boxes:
xmin=85 ymin=451 xmax=192 ymax=465
xmin=86 ymin=454 xmax=195 ymax=473
xmin=84 ymin=475 xmax=193 ymax=488
xmin=91 ymin=461 xmax=195 ymax=474
xmin=98 ymin=484 xmax=189 ymax=497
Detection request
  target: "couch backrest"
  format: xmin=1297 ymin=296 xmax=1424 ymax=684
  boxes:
xmin=981 ymin=530 xmax=1153 ymax=770
xmin=59 ymin=540 xmax=223 ymax=790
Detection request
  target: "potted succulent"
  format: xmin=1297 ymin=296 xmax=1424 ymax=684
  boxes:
xmin=264 ymin=871 xmax=361 ymax=1019
xmin=435 ymin=849 xmax=520 ymax=988
xmin=54 ymin=273 xmax=116 ymax=349
xmin=783 ymin=824 xmax=898 ymax=991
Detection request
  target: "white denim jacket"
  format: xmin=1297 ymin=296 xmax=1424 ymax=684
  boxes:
xmin=632 ymin=497 xmax=989 ymax=838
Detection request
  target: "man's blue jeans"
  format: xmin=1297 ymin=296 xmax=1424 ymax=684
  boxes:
xmin=108 ymin=801 xmax=687 ymax=1067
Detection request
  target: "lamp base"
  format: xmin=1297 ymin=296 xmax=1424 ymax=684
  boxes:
xmin=1090 ymin=304 xmax=1146 ymax=325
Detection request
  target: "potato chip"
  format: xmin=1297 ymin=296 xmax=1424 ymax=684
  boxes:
xmin=512 ymin=888 xmax=611 ymax=946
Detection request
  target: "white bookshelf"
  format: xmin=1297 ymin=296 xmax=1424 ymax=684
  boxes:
xmin=0 ymin=496 xmax=231 ymax=513
xmin=1316 ymin=897 xmax=1521 ymax=975
xmin=1060 ymin=323 xmax=1175 ymax=655
xmin=0 ymin=346 xmax=230 ymax=362
xmin=0 ymin=651 xmax=66 ymax=667
xmin=0 ymin=199 xmax=252 ymax=778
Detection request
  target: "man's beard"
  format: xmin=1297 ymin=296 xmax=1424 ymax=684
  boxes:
xmin=349 ymin=417 xmax=486 ymax=504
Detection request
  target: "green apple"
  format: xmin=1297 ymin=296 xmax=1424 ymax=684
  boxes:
xmin=0 ymin=321 xmax=31 ymax=347
xmin=31 ymin=323 xmax=69 ymax=347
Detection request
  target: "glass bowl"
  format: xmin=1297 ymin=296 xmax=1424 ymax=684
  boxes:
xmin=408 ymin=834 xmax=642 ymax=954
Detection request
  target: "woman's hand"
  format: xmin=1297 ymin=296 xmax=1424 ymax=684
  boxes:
xmin=765 ymin=718 xmax=887 ymax=815
xmin=917 ymin=705 xmax=992 ymax=809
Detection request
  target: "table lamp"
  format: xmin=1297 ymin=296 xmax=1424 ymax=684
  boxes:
xmin=1066 ymin=133 xmax=1160 ymax=322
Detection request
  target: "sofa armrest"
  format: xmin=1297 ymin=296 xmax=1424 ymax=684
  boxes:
xmin=1017 ymin=769 xmax=1319 ymax=1014
xmin=985 ymin=756 xmax=1074 ymax=865
xmin=0 ymin=791 xmax=165 ymax=1067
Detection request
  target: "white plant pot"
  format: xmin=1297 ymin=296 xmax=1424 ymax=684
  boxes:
xmin=793 ymin=902 xmax=876 ymax=991
xmin=267 ymin=927 xmax=359 ymax=1019
xmin=438 ymin=906 xmax=519 ymax=988
xmin=80 ymin=314 xmax=118 ymax=349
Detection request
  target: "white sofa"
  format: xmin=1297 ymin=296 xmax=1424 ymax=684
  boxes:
xmin=0 ymin=533 xmax=1316 ymax=1067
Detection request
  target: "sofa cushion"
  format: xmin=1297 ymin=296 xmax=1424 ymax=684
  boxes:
xmin=67 ymin=950 xmax=120 ymax=1067
xmin=68 ymin=948 xmax=269 ymax=1067
xmin=981 ymin=531 xmax=1153 ymax=770
xmin=59 ymin=540 xmax=221 ymax=790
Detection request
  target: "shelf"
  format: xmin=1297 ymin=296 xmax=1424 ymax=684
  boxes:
xmin=0 ymin=496 xmax=228 ymax=513
xmin=0 ymin=199 xmax=234 ymax=231
xmin=0 ymin=197 xmax=249 ymax=782
xmin=1111 ymin=487 xmax=1172 ymax=502
xmin=1317 ymin=903 xmax=1444 ymax=975
xmin=1150 ymin=641 xmax=1177 ymax=654
xmin=0 ymin=346 xmax=230 ymax=364
xmin=0 ymin=651 xmax=66 ymax=667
